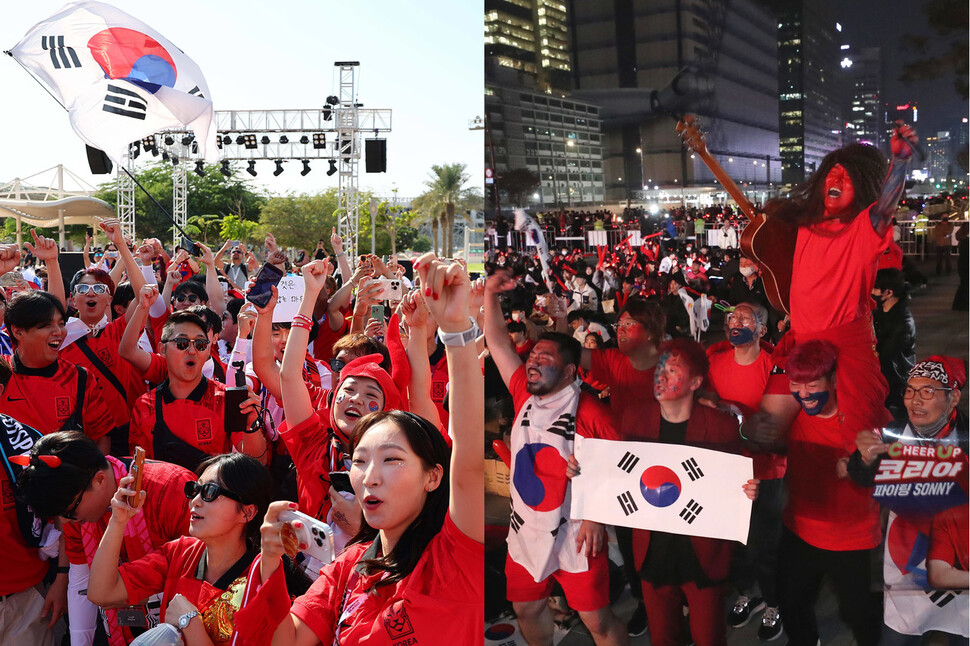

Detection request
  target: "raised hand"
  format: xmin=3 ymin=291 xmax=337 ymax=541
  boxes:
xmin=414 ymin=253 xmax=470 ymax=333
xmin=0 ymin=244 xmax=22 ymax=275
xmin=400 ymin=290 xmax=430 ymax=329
xmin=330 ymin=227 xmax=343 ymax=254
xmin=98 ymin=218 xmax=125 ymax=247
xmin=265 ymin=232 xmax=278 ymax=254
xmin=890 ymin=121 xmax=919 ymax=160
xmin=484 ymin=268 xmax=517 ymax=295
xmin=137 ymin=284 xmax=159 ymax=309
xmin=136 ymin=243 xmax=154 ymax=266
xmin=25 ymin=229 xmax=58 ymax=261
xmin=237 ymin=303 xmax=257 ymax=338
xmin=198 ymin=242 xmax=215 ymax=267
xmin=302 ymin=259 xmax=331 ymax=296
xmin=109 ymin=474 xmax=146 ymax=524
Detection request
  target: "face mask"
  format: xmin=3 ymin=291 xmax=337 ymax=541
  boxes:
xmin=739 ymin=266 xmax=756 ymax=277
xmin=792 ymin=390 xmax=830 ymax=416
xmin=728 ymin=327 xmax=756 ymax=346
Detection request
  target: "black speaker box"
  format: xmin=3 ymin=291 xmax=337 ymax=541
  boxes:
xmin=365 ymin=139 xmax=387 ymax=173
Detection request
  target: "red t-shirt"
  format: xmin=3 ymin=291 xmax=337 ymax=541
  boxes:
xmin=129 ymin=376 xmax=233 ymax=458
xmin=277 ymin=411 xmax=340 ymax=520
xmin=59 ymin=316 xmax=147 ymax=427
xmin=509 ymin=365 xmax=620 ymax=441
xmin=0 ymin=468 xmax=49 ymax=595
xmin=311 ymin=309 xmax=351 ymax=364
xmin=291 ymin=512 xmax=483 ymax=646
xmin=928 ymin=504 xmax=969 ymax=571
xmin=784 ymin=411 xmax=881 ymax=551
xmin=588 ymin=348 xmax=655 ymax=438
xmin=707 ymin=346 xmax=786 ymax=480
xmin=62 ymin=460 xmax=194 ymax=565
xmin=790 ymin=207 xmax=891 ymax=334
xmin=0 ymin=355 xmax=114 ymax=441
xmin=119 ymin=535 xmax=254 ymax=631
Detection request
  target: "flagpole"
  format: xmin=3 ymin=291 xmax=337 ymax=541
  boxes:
xmin=4 ymin=51 xmax=68 ymax=111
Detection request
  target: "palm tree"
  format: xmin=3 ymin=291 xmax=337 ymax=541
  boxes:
xmin=418 ymin=163 xmax=480 ymax=257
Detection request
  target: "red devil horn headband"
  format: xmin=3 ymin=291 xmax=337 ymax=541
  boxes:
xmin=8 ymin=454 xmax=62 ymax=468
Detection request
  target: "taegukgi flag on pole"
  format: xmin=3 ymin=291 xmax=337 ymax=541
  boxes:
xmin=513 ymin=209 xmax=553 ymax=289
xmin=7 ymin=1 xmax=218 ymax=166
xmin=571 ymin=436 xmax=753 ymax=543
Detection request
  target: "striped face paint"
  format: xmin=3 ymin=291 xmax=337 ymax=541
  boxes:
xmin=654 ymin=351 xmax=691 ymax=402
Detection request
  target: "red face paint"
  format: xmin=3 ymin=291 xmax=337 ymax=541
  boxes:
xmin=823 ymin=164 xmax=856 ymax=216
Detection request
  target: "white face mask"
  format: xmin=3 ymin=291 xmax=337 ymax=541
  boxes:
xmin=739 ymin=266 xmax=756 ymax=277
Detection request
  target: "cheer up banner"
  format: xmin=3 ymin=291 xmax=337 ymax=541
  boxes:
xmin=571 ymin=436 xmax=753 ymax=543
xmin=871 ymin=441 xmax=968 ymax=519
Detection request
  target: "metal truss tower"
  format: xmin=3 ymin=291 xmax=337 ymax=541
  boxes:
xmin=117 ymin=62 xmax=390 ymax=254
xmin=116 ymin=154 xmax=136 ymax=239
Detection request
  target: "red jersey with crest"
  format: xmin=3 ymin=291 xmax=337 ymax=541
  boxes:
xmin=290 ymin=512 xmax=482 ymax=646
xmin=0 ymin=355 xmax=114 ymax=441
xmin=129 ymin=377 xmax=231 ymax=459
xmin=59 ymin=316 xmax=147 ymax=426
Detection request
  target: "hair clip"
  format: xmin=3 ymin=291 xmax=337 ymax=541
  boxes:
xmin=8 ymin=454 xmax=62 ymax=468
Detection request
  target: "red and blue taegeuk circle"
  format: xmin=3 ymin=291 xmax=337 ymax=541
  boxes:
xmin=887 ymin=516 xmax=929 ymax=585
xmin=87 ymin=27 xmax=177 ymax=93
xmin=512 ymin=443 xmax=568 ymax=512
xmin=640 ymin=465 xmax=682 ymax=507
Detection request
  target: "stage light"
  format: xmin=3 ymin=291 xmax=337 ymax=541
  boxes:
xmin=326 ymin=95 xmax=339 ymax=105
xmin=260 ymin=135 xmax=270 ymax=145
xmin=273 ymin=160 xmax=284 ymax=176
xmin=164 ymin=135 xmax=174 ymax=146
xmin=312 ymin=133 xmax=326 ymax=149
xmin=194 ymin=161 xmax=205 ymax=177
xmin=279 ymin=135 xmax=289 ymax=144
xmin=142 ymin=136 xmax=157 ymax=155
xmin=220 ymin=160 xmax=231 ymax=177
xmin=242 ymin=134 xmax=258 ymax=150
xmin=131 ymin=142 xmax=140 ymax=159
xmin=300 ymin=135 xmax=310 ymax=145
xmin=171 ymin=155 xmax=179 ymax=166
xmin=322 ymin=105 xmax=332 ymax=121
xmin=327 ymin=159 xmax=338 ymax=176
xmin=161 ymin=151 xmax=169 ymax=162
xmin=222 ymin=135 xmax=232 ymax=145
xmin=236 ymin=135 xmax=246 ymax=145
xmin=182 ymin=135 xmax=193 ymax=146
xmin=301 ymin=160 xmax=311 ymax=176
xmin=247 ymin=160 xmax=257 ymax=177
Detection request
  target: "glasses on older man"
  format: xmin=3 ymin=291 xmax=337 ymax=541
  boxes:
xmin=903 ymin=385 xmax=952 ymax=400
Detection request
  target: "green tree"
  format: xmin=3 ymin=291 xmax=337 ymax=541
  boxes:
xmin=219 ymin=214 xmax=261 ymax=246
xmin=95 ymin=161 xmax=266 ymax=242
xmin=416 ymin=163 xmax=482 ymax=257
xmin=496 ymin=168 xmax=540 ymax=207
xmin=258 ymin=190 xmax=340 ymax=249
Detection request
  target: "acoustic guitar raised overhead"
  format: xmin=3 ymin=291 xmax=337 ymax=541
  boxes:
xmin=676 ymin=115 xmax=795 ymax=315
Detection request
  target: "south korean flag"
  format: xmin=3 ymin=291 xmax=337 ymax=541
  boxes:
xmin=571 ymin=436 xmax=753 ymax=543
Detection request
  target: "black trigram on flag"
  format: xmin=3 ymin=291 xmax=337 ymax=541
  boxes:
xmin=103 ymin=84 xmax=147 ymax=120
xmin=41 ymin=35 xmax=81 ymax=70
xmin=547 ymin=413 xmax=575 ymax=441
xmin=187 ymin=86 xmax=206 ymax=99
xmin=681 ymin=457 xmax=704 ymax=481
xmin=679 ymin=499 xmax=703 ymax=524
xmin=617 ymin=451 xmax=640 ymax=474
xmin=927 ymin=589 xmax=962 ymax=608
xmin=520 ymin=404 xmax=531 ymax=428
xmin=617 ymin=490 xmax=638 ymax=516
xmin=510 ymin=509 xmax=524 ymax=533
xmin=550 ymin=516 xmax=568 ymax=537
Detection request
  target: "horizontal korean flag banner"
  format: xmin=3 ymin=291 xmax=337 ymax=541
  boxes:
xmin=572 ymin=436 xmax=753 ymax=543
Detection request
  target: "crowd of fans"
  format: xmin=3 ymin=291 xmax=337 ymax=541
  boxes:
xmin=0 ymin=221 xmax=484 ymax=645
xmin=484 ymin=126 xmax=968 ymax=646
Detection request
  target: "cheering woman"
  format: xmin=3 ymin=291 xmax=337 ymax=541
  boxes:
xmin=234 ymin=253 xmax=484 ymax=645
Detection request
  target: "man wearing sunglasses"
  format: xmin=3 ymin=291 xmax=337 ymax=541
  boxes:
xmin=123 ymin=304 xmax=267 ymax=472
xmin=15 ymin=431 xmax=195 ymax=646
xmin=849 ymin=356 xmax=969 ymax=644
xmin=147 ymin=243 xmax=226 ymax=350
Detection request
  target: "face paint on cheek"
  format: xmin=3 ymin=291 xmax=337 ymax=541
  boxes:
xmin=368 ymin=401 xmax=379 ymax=412
xmin=335 ymin=393 xmax=346 ymax=404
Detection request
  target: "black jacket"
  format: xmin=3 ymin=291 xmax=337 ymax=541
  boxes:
xmin=872 ymin=302 xmax=916 ymax=418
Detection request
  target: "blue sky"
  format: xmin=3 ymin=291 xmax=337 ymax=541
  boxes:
xmin=0 ymin=1 xmax=484 ymax=201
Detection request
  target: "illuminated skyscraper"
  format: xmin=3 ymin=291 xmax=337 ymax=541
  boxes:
xmin=485 ymin=0 xmax=571 ymax=93
xmin=843 ymin=46 xmax=883 ymax=149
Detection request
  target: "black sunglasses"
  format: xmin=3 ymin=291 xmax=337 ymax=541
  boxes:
xmin=329 ymin=358 xmax=346 ymax=373
xmin=183 ymin=481 xmax=243 ymax=503
xmin=174 ymin=294 xmax=201 ymax=304
xmin=62 ymin=470 xmax=97 ymax=520
xmin=163 ymin=337 xmax=210 ymax=352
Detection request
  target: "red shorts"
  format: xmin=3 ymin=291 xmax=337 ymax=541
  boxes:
xmin=505 ymin=551 xmax=610 ymax=612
